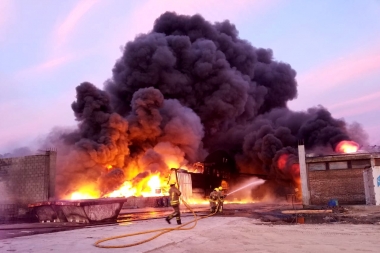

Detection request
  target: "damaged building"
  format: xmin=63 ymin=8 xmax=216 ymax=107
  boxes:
xmin=298 ymin=144 xmax=380 ymax=206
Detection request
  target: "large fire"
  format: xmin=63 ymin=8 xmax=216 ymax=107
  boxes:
xmin=68 ymin=173 xmax=169 ymax=200
xmin=335 ymin=140 xmax=359 ymax=153
xmin=69 ymin=184 xmax=99 ymax=200
xmin=66 ymin=158 xmax=193 ymax=200
xmin=50 ymin=12 xmax=365 ymax=207
xmin=105 ymin=174 xmax=167 ymax=198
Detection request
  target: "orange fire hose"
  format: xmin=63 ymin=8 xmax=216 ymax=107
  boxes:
xmin=93 ymin=198 xmax=220 ymax=249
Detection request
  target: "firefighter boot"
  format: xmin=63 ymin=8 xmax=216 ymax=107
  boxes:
xmin=176 ymin=218 xmax=182 ymax=225
xmin=165 ymin=217 xmax=171 ymax=224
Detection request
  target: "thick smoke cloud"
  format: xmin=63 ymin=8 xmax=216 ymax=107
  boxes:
xmin=46 ymin=12 xmax=362 ymax=198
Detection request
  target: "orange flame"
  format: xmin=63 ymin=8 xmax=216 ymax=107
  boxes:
xmin=335 ymin=140 xmax=359 ymax=153
xmin=68 ymin=169 xmax=172 ymax=200
xmin=65 ymin=141 xmax=195 ymax=200
xmin=68 ymin=184 xmax=99 ymax=200
xmin=70 ymin=192 xmax=97 ymax=200
xmin=106 ymin=181 xmax=136 ymax=198
xmin=101 ymin=173 xmax=168 ymax=198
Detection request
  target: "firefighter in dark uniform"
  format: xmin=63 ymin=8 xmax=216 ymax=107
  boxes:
xmin=209 ymin=188 xmax=219 ymax=213
xmin=217 ymin=186 xmax=226 ymax=213
xmin=165 ymin=181 xmax=182 ymax=225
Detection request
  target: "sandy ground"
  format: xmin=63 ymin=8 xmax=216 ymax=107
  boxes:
xmin=0 ymin=216 xmax=379 ymax=253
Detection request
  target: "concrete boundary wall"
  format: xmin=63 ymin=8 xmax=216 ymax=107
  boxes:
xmin=0 ymin=151 xmax=56 ymax=220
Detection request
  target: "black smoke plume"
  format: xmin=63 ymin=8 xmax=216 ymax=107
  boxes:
xmin=45 ymin=12 xmax=364 ymax=198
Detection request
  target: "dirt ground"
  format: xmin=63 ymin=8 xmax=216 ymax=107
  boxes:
xmin=1 ymin=215 xmax=379 ymax=253
xmin=219 ymin=203 xmax=380 ymax=225
xmin=2 ymin=203 xmax=380 ymax=235
xmin=1 ymin=202 xmax=379 ymax=242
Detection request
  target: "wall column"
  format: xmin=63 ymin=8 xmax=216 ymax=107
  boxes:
xmin=298 ymin=144 xmax=310 ymax=205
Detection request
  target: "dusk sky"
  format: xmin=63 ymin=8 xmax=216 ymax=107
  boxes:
xmin=0 ymin=0 xmax=379 ymax=154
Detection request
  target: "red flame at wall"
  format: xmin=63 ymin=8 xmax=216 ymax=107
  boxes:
xmin=277 ymin=154 xmax=300 ymax=181
xmin=277 ymin=154 xmax=288 ymax=170
xmin=335 ymin=140 xmax=359 ymax=153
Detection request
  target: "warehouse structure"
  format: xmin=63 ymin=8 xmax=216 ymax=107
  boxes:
xmin=298 ymin=144 xmax=380 ymax=206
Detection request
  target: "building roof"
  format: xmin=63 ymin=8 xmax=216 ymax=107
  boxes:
xmin=305 ymin=152 xmax=380 ymax=163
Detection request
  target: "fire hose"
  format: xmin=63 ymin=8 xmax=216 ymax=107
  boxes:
xmin=93 ymin=198 xmax=220 ymax=248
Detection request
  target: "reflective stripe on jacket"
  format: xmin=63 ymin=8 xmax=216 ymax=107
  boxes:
xmin=169 ymin=186 xmax=181 ymax=206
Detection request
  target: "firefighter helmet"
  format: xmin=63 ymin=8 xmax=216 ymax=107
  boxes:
xmin=214 ymin=188 xmax=219 ymax=191
xmin=169 ymin=179 xmax=177 ymax=185
xmin=218 ymin=186 xmax=223 ymax=191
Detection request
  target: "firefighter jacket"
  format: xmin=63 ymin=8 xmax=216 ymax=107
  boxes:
xmin=169 ymin=185 xmax=181 ymax=206
xmin=209 ymin=191 xmax=219 ymax=202
xmin=217 ymin=191 xmax=226 ymax=202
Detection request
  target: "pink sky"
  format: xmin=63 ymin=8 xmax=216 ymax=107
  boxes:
xmin=52 ymin=0 xmax=100 ymax=53
xmin=289 ymin=38 xmax=380 ymax=144
xmin=0 ymin=0 xmax=13 ymax=41
xmin=297 ymin=42 xmax=380 ymax=94
xmin=110 ymin=0 xmax=281 ymax=60
xmin=0 ymin=0 xmax=379 ymax=153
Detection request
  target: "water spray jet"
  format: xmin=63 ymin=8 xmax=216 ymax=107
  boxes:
xmin=226 ymin=179 xmax=266 ymax=196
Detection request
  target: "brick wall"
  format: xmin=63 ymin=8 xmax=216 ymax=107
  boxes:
xmin=0 ymin=151 xmax=56 ymax=206
xmin=309 ymin=168 xmax=365 ymax=205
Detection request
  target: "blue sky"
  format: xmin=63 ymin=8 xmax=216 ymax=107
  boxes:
xmin=0 ymin=0 xmax=379 ymax=153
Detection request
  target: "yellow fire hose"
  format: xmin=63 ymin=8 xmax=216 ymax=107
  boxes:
xmin=94 ymin=198 xmax=220 ymax=249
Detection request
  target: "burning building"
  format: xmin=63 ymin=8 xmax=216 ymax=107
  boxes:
xmin=37 ymin=12 xmax=368 ymax=203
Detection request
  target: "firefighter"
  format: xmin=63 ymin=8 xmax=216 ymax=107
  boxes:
xmin=217 ymin=186 xmax=226 ymax=213
xmin=165 ymin=181 xmax=182 ymax=225
xmin=209 ymin=188 xmax=219 ymax=213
